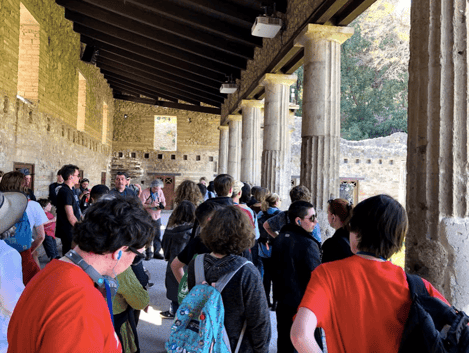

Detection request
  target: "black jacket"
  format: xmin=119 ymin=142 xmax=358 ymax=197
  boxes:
xmin=321 ymin=227 xmax=353 ymax=264
xmin=272 ymin=223 xmax=322 ymax=308
xmin=188 ymin=254 xmax=271 ymax=353
xmin=162 ymin=223 xmax=193 ymax=301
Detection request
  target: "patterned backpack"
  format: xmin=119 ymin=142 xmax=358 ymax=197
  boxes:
xmin=166 ymin=254 xmax=248 ymax=353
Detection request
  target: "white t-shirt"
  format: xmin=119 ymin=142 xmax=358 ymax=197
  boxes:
xmin=25 ymin=201 xmax=48 ymax=239
xmin=0 ymin=240 xmax=24 ymax=353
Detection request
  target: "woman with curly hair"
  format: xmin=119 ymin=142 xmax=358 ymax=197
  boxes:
xmin=173 ymin=180 xmax=203 ymax=207
xmin=186 ymin=206 xmax=271 ymax=353
xmin=321 ymin=198 xmax=354 ymax=263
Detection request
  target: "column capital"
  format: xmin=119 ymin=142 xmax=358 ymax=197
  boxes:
xmin=240 ymin=99 xmax=264 ymax=109
xmin=294 ymin=24 xmax=354 ymax=47
xmin=228 ymin=114 xmax=242 ymax=121
xmin=260 ymin=73 xmax=297 ymax=87
xmin=218 ymin=125 xmax=229 ymax=131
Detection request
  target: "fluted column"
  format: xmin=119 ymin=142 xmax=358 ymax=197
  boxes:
xmin=406 ymin=0 xmax=469 ymax=309
xmin=260 ymin=74 xmax=297 ymax=202
xmin=240 ymin=100 xmax=263 ymax=185
xmin=227 ymin=114 xmax=242 ymax=180
xmin=218 ymin=125 xmax=229 ymax=174
xmin=294 ymin=24 xmax=353 ymax=214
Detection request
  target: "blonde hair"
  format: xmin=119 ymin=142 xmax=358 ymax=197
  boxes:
xmin=261 ymin=193 xmax=280 ymax=212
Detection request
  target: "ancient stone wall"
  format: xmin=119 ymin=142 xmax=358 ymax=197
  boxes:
xmin=291 ymin=116 xmax=407 ymax=205
xmin=111 ymin=100 xmax=220 ymax=192
xmin=0 ymin=0 xmax=114 ymax=198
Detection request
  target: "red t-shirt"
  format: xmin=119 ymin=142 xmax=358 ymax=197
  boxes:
xmin=298 ymin=255 xmax=448 ymax=353
xmin=43 ymin=211 xmax=56 ymax=238
xmin=8 ymin=260 xmax=121 ymax=353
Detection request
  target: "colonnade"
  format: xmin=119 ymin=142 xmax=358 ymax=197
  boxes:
xmin=217 ymin=0 xmax=469 ymax=314
xmin=218 ymin=24 xmax=353 ymax=215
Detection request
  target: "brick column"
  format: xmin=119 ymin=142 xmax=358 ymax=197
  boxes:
xmin=294 ymin=24 xmax=353 ymax=218
xmin=406 ymin=0 xmax=469 ymax=309
xmin=227 ymin=114 xmax=242 ymax=180
xmin=217 ymin=125 xmax=229 ymax=174
xmin=260 ymin=74 xmax=297 ymax=202
xmin=240 ymin=100 xmax=263 ymax=185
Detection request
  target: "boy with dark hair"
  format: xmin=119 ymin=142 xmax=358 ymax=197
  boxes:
xmin=213 ymin=173 xmax=234 ymax=197
xmin=272 ymin=200 xmax=322 ymax=353
xmin=56 ymin=164 xmax=81 ymax=255
xmin=263 ymin=185 xmax=321 ymax=242
xmin=8 ymin=196 xmax=154 ymax=353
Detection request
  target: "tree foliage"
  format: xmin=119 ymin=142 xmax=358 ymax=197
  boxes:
xmin=341 ymin=0 xmax=410 ymax=140
xmin=293 ymin=0 xmax=410 ymax=141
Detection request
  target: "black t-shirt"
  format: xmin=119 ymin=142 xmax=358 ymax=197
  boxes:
xmin=109 ymin=187 xmax=137 ymax=198
xmin=56 ymin=184 xmax=81 ymax=238
xmin=48 ymin=182 xmax=63 ymax=206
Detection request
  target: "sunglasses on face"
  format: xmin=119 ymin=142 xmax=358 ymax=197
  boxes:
xmin=128 ymin=247 xmax=145 ymax=260
xmin=305 ymin=214 xmax=317 ymax=223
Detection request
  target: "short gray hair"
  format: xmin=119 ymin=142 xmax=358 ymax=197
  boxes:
xmin=151 ymin=179 xmax=164 ymax=188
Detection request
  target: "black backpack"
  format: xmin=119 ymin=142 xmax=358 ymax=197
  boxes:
xmin=399 ymin=274 xmax=469 ymax=353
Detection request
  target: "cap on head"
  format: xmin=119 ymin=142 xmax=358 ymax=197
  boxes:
xmin=18 ymin=168 xmax=30 ymax=176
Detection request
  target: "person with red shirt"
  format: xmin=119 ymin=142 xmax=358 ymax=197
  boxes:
xmin=8 ymin=196 xmax=154 ymax=353
xmin=291 ymin=194 xmax=449 ymax=353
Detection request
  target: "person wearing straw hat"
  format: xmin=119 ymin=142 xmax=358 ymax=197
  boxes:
xmin=0 ymin=191 xmax=27 ymax=353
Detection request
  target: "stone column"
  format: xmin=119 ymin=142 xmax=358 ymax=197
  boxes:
xmin=217 ymin=125 xmax=229 ymax=175
xmin=227 ymin=114 xmax=242 ymax=180
xmin=294 ymin=24 xmax=353 ymax=215
xmin=260 ymin=74 xmax=297 ymax=203
xmin=240 ymin=100 xmax=263 ymax=185
xmin=406 ymin=0 xmax=469 ymax=309
xmin=282 ymin=105 xmax=299 ymax=210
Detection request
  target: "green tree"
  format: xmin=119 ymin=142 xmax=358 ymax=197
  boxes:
xmin=340 ymin=23 xmax=408 ymax=140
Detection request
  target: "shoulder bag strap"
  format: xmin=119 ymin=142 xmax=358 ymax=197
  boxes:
xmin=406 ymin=273 xmax=429 ymax=299
xmin=215 ymin=259 xmax=250 ymax=293
xmin=194 ymin=254 xmax=206 ymax=285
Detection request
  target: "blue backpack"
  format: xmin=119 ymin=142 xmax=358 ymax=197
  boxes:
xmin=4 ymin=211 xmax=32 ymax=252
xmin=166 ymin=254 xmax=248 ymax=353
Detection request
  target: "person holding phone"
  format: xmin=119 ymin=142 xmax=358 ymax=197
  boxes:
xmin=140 ymin=179 xmax=166 ymax=260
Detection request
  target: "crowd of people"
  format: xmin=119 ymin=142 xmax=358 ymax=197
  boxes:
xmin=0 ymin=167 xmax=453 ymax=353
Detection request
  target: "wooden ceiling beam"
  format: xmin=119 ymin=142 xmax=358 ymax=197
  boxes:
xmin=80 ymin=35 xmax=239 ymax=82
xmin=113 ymin=94 xmax=156 ymax=105
xmin=336 ymin=0 xmax=377 ymax=26
xmin=122 ymin=0 xmax=260 ymax=46
xmin=102 ymin=69 xmax=222 ymax=107
xmin=113 ymin=94 xmax=221 ymax=115
xmin=64 ymin=8 xmax=252 ymax=64
xmin=154 ymin=100 xmax=221 ymax=115
xmin=109 ymin=81 xmax=194 ymax=105
xmin=108 ymin=80 xmax=180 ymax=103
xmin=97 ymin=55 xmax=224 ymax=98
xmin=98 ymin=61 xmax=225 ymax=103
xmin=177 ymin=0 xmax=258 ymax=25
xmin=77 ymin=0 xmax=261 ymax=48
xmin=97 ymin=48 xmax=222 ymax=88
xmin=73 ymin=23 xmax=243 ymax=74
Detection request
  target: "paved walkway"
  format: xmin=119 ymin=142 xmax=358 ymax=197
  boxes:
xmin=137 ymin=211 xmax=279 ymax=352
